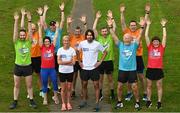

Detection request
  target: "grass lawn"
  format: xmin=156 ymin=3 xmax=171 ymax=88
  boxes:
xmin=0 ymin=0 xmax=73 ymax=112
xmin=93 ymin=0 xmax=180 ymax=112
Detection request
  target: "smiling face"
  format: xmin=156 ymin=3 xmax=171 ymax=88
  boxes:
xmin=62 ymin=36 xmax=70 ymax=48
xmin=100 ymin=27 xmax=108 ymax=37
xmin=123 ymin=33 xmax=132 ymax=44
xmin=86 ymin=32 xmax=93 ymax=43
xmin=152 ymin=40 xmax=160 ymax=48
xmin=129 ymin=21 xmax=137 ymax=32
xmin=74 ymin=28 xmax=81 ymax=37
xmin=31 ymin=23 xmax=37 ymax=34
xmin=19 ymin=31 xmax=26 ymax=41
xmin=44 ymin=38 xmax=51 ymax=47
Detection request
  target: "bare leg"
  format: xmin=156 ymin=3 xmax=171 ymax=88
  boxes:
xmin=147 ymin=78 xmax=152 ymax=101
xmin=93 ymin=80 xmax=100 ymax=103
xmin=156 ymin=79 xmax=163 ymax=102
xmin=13 ymin=75 xmax=21 ymax=100
xmin=117 ymin=82 xmax=123 ymax=101
xmin=25 ymin=75 xmax=33 ymax=99
xmin=131 ymin=82 xmax=139 ymax=102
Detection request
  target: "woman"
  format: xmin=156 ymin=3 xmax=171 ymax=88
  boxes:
xmin=145 ymin=18 xmax=167 ymax=109
xmin=57 ymin=36 xmax=76 ymax=111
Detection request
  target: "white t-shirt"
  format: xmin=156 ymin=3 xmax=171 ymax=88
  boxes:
xmin=57 ymin=47 xmax=76 ymax=73
xmin=78 ymin=40 xmax=105 ymax=70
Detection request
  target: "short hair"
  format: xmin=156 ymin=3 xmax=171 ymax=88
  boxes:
xmin=129 ymin=20 xmax=137 ymax=24
xmin=43 ymin=36 xmax=51 ymax=43
xmin=100 ymin=26 xmax=108 ymax=30
xmin=151 ymin=36 xmax=161 ymax=42
xmin=75 ymin=26 xmax=81 ymax=30
xmin=85 ymin=29 xmax=95 ymax=40
xmin=49 ymin=21 xmax=56 ymax=26
xmin=19 ymin=29 xmax=26 ymax=33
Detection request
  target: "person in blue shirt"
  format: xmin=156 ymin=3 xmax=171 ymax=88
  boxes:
xmin=107 ymin=17 xmax=145 ymax=110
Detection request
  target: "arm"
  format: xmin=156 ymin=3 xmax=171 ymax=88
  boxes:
xmin=13 ymin=12 xmax=19 ymax=42
xmin=136 ymin=17 xmax=146 ymax=43
xmin=66 ymin=16 xmax=73 ymax=34
xmin=107 ymin=10 xmax=116 ymax=32
xmin=42 ymin=5 xmax=48 ymax=30
xmin=59 ymin=2 xmax=65 ymax=29
xmin=52 ymin=22 xmax=59 ymax=46
xmin=37 ymin=7 xmax=44 ymax=27
xmin=26 ymin=11 xmax=32 ymax=42
xmin=80 ymin=15 xmax=87 ymax=34
xmin=92 ymin=11 xmax=101 ymax=37
xmin=120 ymin=4 xmax=127 ymax=31
xmin=20 ymin=8 xmax=26 ymax=29
xmin=161 ymin=18 xmax=167 ymax=47
xmin=107 ymin=18 xmax=119 ymax=45
xmin=37 ymin=21 xmax=43 ymax=47
xmin=145 ymin=18 xmax=151 ymax=46
xmin=144 ymin=3 xmax=151 ymax=21
xmin=57 ymin=56 xmax=74 ymax=65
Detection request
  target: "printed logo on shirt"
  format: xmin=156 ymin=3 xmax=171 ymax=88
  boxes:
xmin=150 ymin=49 xmax=161 ymax=57
xmin=19 ymin=48 xmax=29 ymax=54
xmin=82 ymin=48 xmax=89 ymax=51
xmin=103 ymin=42 xmax=109 ymax=51
xmin=44 ymin=50 xmax=53 ymax=59
xmin=122 ymin=50 xmax=132 ymax=58
xmin=60 ymin=54 xmax=67 ymax=58
xmin=32 ymin=39 xmax=38 ymax=47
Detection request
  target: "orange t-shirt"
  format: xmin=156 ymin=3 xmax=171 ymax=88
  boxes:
xmin=31 ymin=32 xmax=41 ymax=57
xmin=69 ymin=34 xmax=85 ymax=61
xmin=123 ymin=28 xmax=143 ymax=56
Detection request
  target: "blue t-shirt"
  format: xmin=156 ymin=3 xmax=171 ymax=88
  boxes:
xmin=118 ymin=41 xmax=138 ymax=71
xmin=45 ymin=28 xmax=62 ymax=53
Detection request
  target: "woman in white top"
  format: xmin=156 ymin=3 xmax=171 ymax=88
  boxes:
xmin=57 ymin=36 xmax=76 ymax=111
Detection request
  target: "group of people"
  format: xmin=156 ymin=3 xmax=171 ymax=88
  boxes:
xmin=10 ymin=2 xmax=167 ymax=112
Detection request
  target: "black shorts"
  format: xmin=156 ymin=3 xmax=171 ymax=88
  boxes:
xmin=146 ymin=68 xmax=164 ymax=80
xmin=118 ymin=70 xmax=138 ymax=83
xmin=74 ymin=61 xmax=81 ymax=72
xmin=98 ymin=60 xmax=114 ymax=75
xmin=80 ymin=68 xmax=100 ymax=81
xmin=136 ymin=56 xmax=145 ymax=74
xmin=59 ymin=72 xmax=74 ymax=82
xmin=31 ymin=57 xmax=41 ymax=73
xmin=54 ymin=54 xmax=59 ymax=72
xmin=14 ymin=64 xmax=32 ymax=77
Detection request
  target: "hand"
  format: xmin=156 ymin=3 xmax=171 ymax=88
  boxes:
xmin=146 ymin=18 xmax=151 ymax=25
xmin=96 ymin=11 xmax=101 ymax=19
xmin=44 ymin=5 xmax=49 ymax=12
xmin=120 ymin=4 xmax=125 ymax=13
xmin=26 ymin=11 xmax=31 ymax=21
xmin=37 ymin=7 xmax=43 ymax=16
xmin=59 ymin=2 xmax=65 ymax=11
xmin=145 ymin=3 xmax=151 ymax=12
xmin=14 ymin=12 xmax=19 ymax=20
xmin=21 ymin=8 xmax=26 ymax=16
xmin=139 ymin=17 xmax=145 ymax=26
xmin=80 ymin=15 xmax=86 ymax=24
xmin=161 ymin=18 xmax=167 ymax=26
xmin=79 ymin=62 xmax=83 ymax=68
xmin=67 ymin=16 xmax=73 ymax=24
xmin=55 ymin=21 xmax=59 ymax=28
xmin=94 ymin=62 xmax=101 ymax=68
xmin=106 ymin=18 xmax=113 ymax=26
xmin=107 ymin=10 xmax=113 ymax=19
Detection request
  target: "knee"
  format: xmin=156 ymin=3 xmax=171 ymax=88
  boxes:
xmin=131 ymin=84 xmax=138 ymax=90
xmin=14 ymin=82 xmax=20 ymax=89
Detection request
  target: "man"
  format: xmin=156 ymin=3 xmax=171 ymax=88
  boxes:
xmin=107 ymin=17 xmax=145 ymax=110
xmin=119 ymin=3 xmax=150 ymax=101
xmin=20 ymin=8 xmax=43 ymax=97
xmin=93 ymin=10 xmax=116 ymax=101
xmin=77 ymin=29 xmax=107 ymax=112
xmin=9 ymin=11 xmax=37 ymax=109
xmin=66 ymin=15 xmax=87 ymax=97
xmin=40 ymin=3 xmax=65 ymax=91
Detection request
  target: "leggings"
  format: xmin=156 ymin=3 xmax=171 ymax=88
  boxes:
xmin=41 ymin=68 xmax=58 ymax=93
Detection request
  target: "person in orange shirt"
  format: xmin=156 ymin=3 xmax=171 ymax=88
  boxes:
xmin=20 ymin=8 xmax=43 ymax=97
xmin=119 ymin=3 xmax=151 ymax=101
xmin=66 ymin=15 xmax=87 ymax=97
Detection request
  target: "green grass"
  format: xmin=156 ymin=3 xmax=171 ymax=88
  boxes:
xmin=0 ymin=0 xmax=73 ymax=111
xmin=93 ymin=0 xmax=180 ymax=112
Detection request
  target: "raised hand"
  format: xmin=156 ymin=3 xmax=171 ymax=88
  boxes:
xmin=145 ymin=3 xmax=151 ymax=13
xmin=14 ymin=12 xmax=19 ymax=20
xmin=26 ymin=11 xmax=31 ymax=21
xmin=96 ymin=11 xmax=101 ymax=19
xmin=44 ymin=5 xmax=49 ymax=12
xmin=37 ymin=7 xmax=43 ymax=16
xmin=67 ymin=16 xmax=73 ymax=24
xmin=107 ymin=10 xmax=113 ymax=19
xmin=120 ymin=4 xmax=125 ymax=13
xmin=21 ymin=8 xmax=26 ymax=16
xmin=59 ymin=2 xmax=64 ymax=11
xmin=55 ymin=21 xmax=59 ymax=28
xmin=139 ymin=17 xmax=145 ymax=26
xmin=161 ymin=18 xmax=167 ymax=26
xmin=80 ymin=15 xmax=87 ymax=24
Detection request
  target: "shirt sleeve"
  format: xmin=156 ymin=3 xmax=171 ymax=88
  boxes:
xmin=57 ymin=48 xmax=61 ymax=56
xmin=72 ymin=48 xmax=76 ymax=56
xmin=77 ymin=42 xmax=82 ymax=51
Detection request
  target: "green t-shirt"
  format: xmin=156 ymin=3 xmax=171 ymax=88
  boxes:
xmin=97 ymin=34 xmax=114 ymax=61
xmin=14 ymin=39 xmax=31 ymax=65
